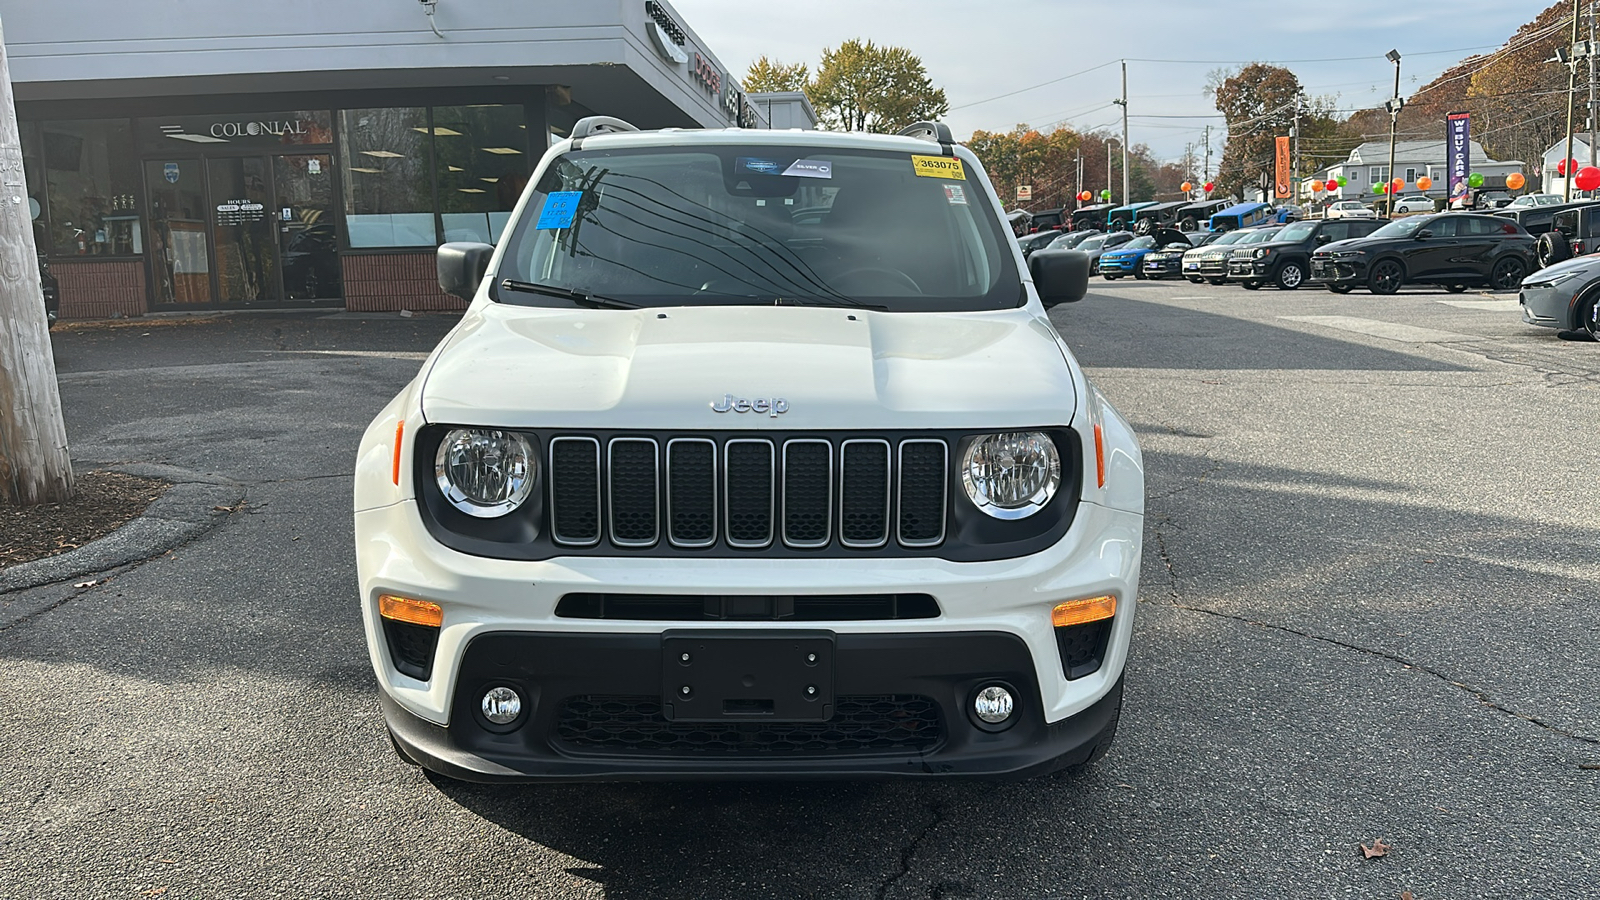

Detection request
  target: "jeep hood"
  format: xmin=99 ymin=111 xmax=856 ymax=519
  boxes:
xmin=420 ymin=302 xmax=1079 ymax=430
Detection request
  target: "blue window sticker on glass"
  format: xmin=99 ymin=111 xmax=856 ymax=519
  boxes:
xmin=536 ymin=191 xmax=583 ymax=229
xmin=735 ymin=157 xmax=783 ymax=176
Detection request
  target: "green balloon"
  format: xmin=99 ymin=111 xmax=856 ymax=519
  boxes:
xmin=1372 ymin=183 xmax=1384 ymax=194
xmin=1337 ymin=176 xmax=1348 ymax=187
xmin=1100 ymin=189 xmax=1111 ymax=200
xmin=1468 ymin=172 xmax=1485 ymax=188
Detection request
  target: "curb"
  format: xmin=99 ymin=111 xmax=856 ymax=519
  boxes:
xmin=0 ymin=463 xmax=245 ymax=596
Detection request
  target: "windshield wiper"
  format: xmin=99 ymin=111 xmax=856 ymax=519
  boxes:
xmin=499 ymin=279 xmax=640 ymax=310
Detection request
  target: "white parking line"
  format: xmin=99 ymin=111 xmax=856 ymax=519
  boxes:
xmin=1277 ymin=315 xmax=1474 ymax=343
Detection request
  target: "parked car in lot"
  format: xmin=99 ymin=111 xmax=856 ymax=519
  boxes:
xmin=1208 ymin=202 xmax=1274 ymax=232
xmin=1075 ymin=231 xmax=1135 ymax=268
xmin=1105 ymin=201 xmax=1158 ymax=232
xmin=1173 ymin=199 xmax=1229 ymax=232
xmin=39 ymin=255 xmax=58 ymax=327
xmin=1391 ymin=195 xmax=1437 ymax=215
xmin=1228 ymin=218 xmax=1386 ymax=290
xmin=1018 ymin=231 xmax=1063 ymax=258
xmin=1327 ymin=200 xmax=1378 ymax=219
xmin=1203 ymin=225 xmax=1280 ymax=281
xmin=1181 ymin=229 xmax=1253 ymax=283
xmin=360 ymin=117 xmax=1142 ymax=782
xmin=1144 ymin=231 xmax=1220 ymax=279
xmin=1098 ymin=228 xmax=1193 ymax=280
xmin=1131 ymin=201 xmax=1188 ymax=234
xmin=1047 ymin=229 xmax=1101 ymax=251
xmin=1029 ymin=208 xmax=1065 ymax=232
xmin=1506 ymin=193 xmax=1565 ymax=209
xmin=1070 ymin=204 xmax=1115 ymax=232
xmin=1518 ymin=254 xmax=1600 ymax=339
xmin=1310 ymin=213 xmax=1535 ymax=295
xmin=1532 ymin=203 xmax=1600 ymax=269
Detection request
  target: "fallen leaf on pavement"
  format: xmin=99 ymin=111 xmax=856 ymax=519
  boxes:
xmin=74 ymin=580 xmax=99 ymax=588
xmin=1401 ymin=891 xmax=1415 ymax=900
xmin=1360 ymin=838 xmax=1392 ymax=859
xmin=1579 ymin=762 xmax=1600 ymax=770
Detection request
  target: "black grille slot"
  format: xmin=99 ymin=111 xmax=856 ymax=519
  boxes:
xmin=725 ymin=440 xmax=774 ymax=547
xmin=1056 ymin=618 xmax=1113 ymax=680
xmin=666 ymin=439 xmax=717 ymax=547
xmin=550 ymin=438 xmax=601 ymax=545
xmin=555 ymin=593 xmax=940 ymax=621
xmin=608 ymin=438 xmax=659 ymax=546
xmin=897 ymin=440 xmax=947 ymax=546
xmin=382 ymin=619 xmax=439 ymax=681
xmin=839 ymin=440 xmax=890 ymax=547
xmin=782 ymin=440 xmax=832 ymax=547
xmin=554 ymin=694 xmax=943 ymax=755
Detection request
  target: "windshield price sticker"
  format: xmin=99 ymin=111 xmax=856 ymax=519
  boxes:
xmin=782 ymin=159 xmax=832 ymax=179
xmin=536 ymin=191 xmax=583 ymax=229
xmin=911 ymin=155 xmax=965 ymax=180
xmin=944 ymin=184 xmax=968 ymax=205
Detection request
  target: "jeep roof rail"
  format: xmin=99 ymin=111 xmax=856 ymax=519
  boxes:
xmin=570 ymin=116 xmax=640 ymax=150
xmin=897 ymin=121 xmax=956 ymax=156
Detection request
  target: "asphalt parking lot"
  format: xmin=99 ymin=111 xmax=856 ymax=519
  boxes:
xmin=1 ymin=285 xmax=1596 ymax=899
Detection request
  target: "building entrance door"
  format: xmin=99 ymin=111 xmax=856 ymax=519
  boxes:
xmin=208 ymin=157 xmax=278 ymax=305
xmin=273 ymin=154 xmax=342 ymax=302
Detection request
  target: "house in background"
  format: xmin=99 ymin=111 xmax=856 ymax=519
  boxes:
xmin=1304 ymin=139 xmax=1523 ymax=206
xmin=1539 ymin=137 xmax=1600 ymax=198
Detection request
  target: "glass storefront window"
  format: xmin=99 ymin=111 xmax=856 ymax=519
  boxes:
xmin=19 ymin=122 xmax=48 ymax=254
xmin=340 ymin=108 xmax=436 ymax=248
xmin=433 ymin=104 xmax=530 ymax=244
xmin=42 ymin=119 xmax=143 ymax=257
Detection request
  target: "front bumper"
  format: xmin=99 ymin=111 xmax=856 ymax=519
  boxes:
xmin=356 ymin=496 xmax=1143 ymax=779
xmin=1143 ymin=256 xmax=1182 ymax=277
xmin=384 ymin=632 xmax=1125 ymax=781
xmin=1196 ymin=257 xmax=1230 ymax=277
xmin=1310 ymin=257 xmax=1366 ymax=285
xmin=1098 ymin=256 xmax=1138 ymax=274
xmin=1519 ymin=282 xmax=1577 ymax=328
xmin=1227 ymin=258 xmax=1270 ymax=280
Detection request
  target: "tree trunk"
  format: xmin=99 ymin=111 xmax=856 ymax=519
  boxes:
xmin=0 ymin=15 xmax=73 ymax=506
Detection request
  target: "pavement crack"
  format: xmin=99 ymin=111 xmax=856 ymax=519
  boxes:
xmin=874 ymin=801 xmax=943 ymax=900
xmin=242 ymin=472 xmax=355 ymax=486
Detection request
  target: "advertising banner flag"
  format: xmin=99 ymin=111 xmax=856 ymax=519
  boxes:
xmin=1447 ymin=113 xmax=1472 ymax=205
xmin=1275 ymin=136 xmax=1292 ymax=199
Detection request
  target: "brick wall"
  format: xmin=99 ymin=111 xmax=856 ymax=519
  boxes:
xmin=342 ymin=252 xmax=467 ymax=313
xmin=52 ymin=260 xmax=148 ymax=320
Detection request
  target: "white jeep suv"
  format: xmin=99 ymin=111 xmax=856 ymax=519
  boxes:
xmin=353 ymin=118 xmax=1145 ymax=781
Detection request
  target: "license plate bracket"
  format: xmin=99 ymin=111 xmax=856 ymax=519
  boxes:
xmin=661 ymin=631 xmax=834 ymax=722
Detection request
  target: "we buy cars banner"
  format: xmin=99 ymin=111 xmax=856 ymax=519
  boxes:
xmin=1447 ymin=113 xmax=1471 ymax=204
xmin=1275 ymin=136 xmax=1291 ymax=199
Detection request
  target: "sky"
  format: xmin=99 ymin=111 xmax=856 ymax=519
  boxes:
xmin=672 ymin=0 xmax=1550 ymax=161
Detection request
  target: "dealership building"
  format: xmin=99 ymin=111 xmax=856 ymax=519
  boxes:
xmin=3 ymin=0 xmax=805 ymax=318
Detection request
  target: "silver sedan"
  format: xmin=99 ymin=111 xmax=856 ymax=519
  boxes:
xmin=1519 ymin=255 xmax=1600 ymax=339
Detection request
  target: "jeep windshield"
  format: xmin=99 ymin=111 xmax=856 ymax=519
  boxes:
xmin=496 ymin=145 xmax=1021 ymax=311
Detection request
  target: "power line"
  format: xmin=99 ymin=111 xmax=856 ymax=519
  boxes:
xmin=950 ymin=60 xmax=1120 ymax=111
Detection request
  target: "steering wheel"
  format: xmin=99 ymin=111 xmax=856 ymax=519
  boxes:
xmin=833 ymin=267 xmax=922 ymax=295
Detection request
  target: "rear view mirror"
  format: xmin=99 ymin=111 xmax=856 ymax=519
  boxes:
xmin=1030 ymin=249 xmax=1090 ymax=307
xmin=1414 ymin=229 xmax=1433 ymax=239
xmin=438 ymin=242 xmax=495 ymax=301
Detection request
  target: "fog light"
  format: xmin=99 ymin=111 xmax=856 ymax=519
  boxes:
xmin=481 ymin=686 xmax=522 ymax=725
xmin=973 ymin=685 xmax=1014 ymax=724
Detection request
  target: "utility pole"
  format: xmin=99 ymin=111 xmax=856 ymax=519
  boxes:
xmin=1385 ymin=49 xmax=1403 ymax=218
xmin=0 ymin=15 xmax=74 ymax=506
xmin=1589 ymin=0 xmax=1597 ymax=169
xmin=1566 ymin=0 xmax=1581 ymax=201
xmin=1105 ymin=136 xmax=1118 ymax=201
xmin=1292 ymin=98 xmax=1302 ymax=205
xmin=1112 ymin=60 xmax=1130 ymax=205
xmin=1202 ymin=125 xmax=1212 ymax=183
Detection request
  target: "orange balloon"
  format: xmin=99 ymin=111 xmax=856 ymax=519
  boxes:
xmin=1506 ymin=172 xmax=1526 ymax=191
xmin=1391 ymin=178 xmax=1405 ymax=192
xmin=1310 ymin=180 xmax=1324 ymax=192
xmin=1416 ymin=176 xmax=1433 ymax=191
xmin=1180 ymin=182 xmax=1193 ymax=192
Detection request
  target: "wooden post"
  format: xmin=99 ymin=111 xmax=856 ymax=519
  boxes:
xmin=0 ymin=15 xmax=73 ymax=506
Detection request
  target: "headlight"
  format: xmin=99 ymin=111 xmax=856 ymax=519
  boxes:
xmin=1254 ymin=248 xmax=1271 ymax=258
xmin=1524 ymin=269 xmax=1585 ymax=288
xmin=1333 ymin=249 xmax=1367 ymax=259
xmin=434 ymin=428 xmax=536 ymax=518
xmin=961 ymin=432 xmax=1061 ymax=519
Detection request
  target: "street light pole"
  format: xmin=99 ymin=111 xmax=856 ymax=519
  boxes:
xmin=1565 ymin=0 xmax=1581 ymax=201
xmin=1386 ymin=49 xmax=1402 ymax=218
xmin=1112 ymin=60 xmax=1129 ymax=205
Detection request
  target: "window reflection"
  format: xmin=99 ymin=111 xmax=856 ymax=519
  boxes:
xmin=42 ymin=119 xmax=143 ymax=256
xmin=340 ymin=108 xmax=436 ymax=248
xmin=433 ymin=104 xmax=530 ymax=243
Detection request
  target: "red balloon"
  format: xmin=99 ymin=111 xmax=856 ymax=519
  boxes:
xmin=1203 ymin=181 xmax=1215 ymax=193
xmin=1558 ymin=160 xmax=1567 ymax=176
xmin=1575 ymin=166 xmax=1600 ymax=191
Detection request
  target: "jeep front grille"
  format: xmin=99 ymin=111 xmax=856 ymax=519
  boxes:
xmin=548 ymin=434 xmax=948 ymax=551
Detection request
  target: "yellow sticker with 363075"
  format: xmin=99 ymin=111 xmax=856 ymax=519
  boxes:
xmin=911 ymin=155 xmax=966 ymax=180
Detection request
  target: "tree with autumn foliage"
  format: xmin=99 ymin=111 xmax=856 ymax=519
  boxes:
xmin=1210 ymin=64 xmax=1345 ymax=200
xmin=967 ymin=126 xmax=1081 ymax=209
xmin=743 ymin=56 xmax=809 ymax=93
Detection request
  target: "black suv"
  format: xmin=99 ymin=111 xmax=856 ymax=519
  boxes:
xmin=1533 ymin=203 xmax=1600 ymax=270
xmin=1311 ymin=213 xmax=1536 ymax=295
xmin=1228 ymin=218 xmax=1386 ymax=290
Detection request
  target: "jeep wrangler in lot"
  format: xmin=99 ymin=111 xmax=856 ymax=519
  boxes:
xmin=353 ymin=118 xmax=1145 ymax=781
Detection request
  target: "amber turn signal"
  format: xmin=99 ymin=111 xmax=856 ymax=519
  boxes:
xmin=1093 ymin=422 xmax=1106 ymax=488
xmin=391 ymin=420 xmax=405 ymax=486
xmin=1052 ymin=595 xmax=1116 ymax=628
xmin=378 ymin=594 xmax=443 ymax=628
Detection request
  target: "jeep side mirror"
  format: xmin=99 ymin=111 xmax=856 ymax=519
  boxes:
xmin=1316 ymin=233 xmax=1331 ymax=243
xmin=1414 ymin=229 xmax=1433 ymax=239
xmin=438 ymin=242 xmax=495 ymax=301
xmin=1030 ymin=248 xmax=1091 ymax=307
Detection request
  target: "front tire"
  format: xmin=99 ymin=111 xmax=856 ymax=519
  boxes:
xmin=1327 ymin=284 xmax=1354 ymax=294
xmin=1102 ymin=273 xmax=1120 ymax=280
xmin=1581 ymin=295 xmax=1600 ymax=340
xmin=1206 ymin=277 xmax=1226 ymax=286
xmin=1445 ymin=284 xmax=1468 ymax=293
xmin=1276 ymin=262 xmax=1306 ymax=290
xmin=1187 ymin=276 xmax=1204 ymax=284
xmin=1490 ymin=256 xmax=1528 ymax=292
xmin=1241 ymin=281 xmax=1262 ymax=290
xmin=1367 ymin=258 xmax=1404 ymax=295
